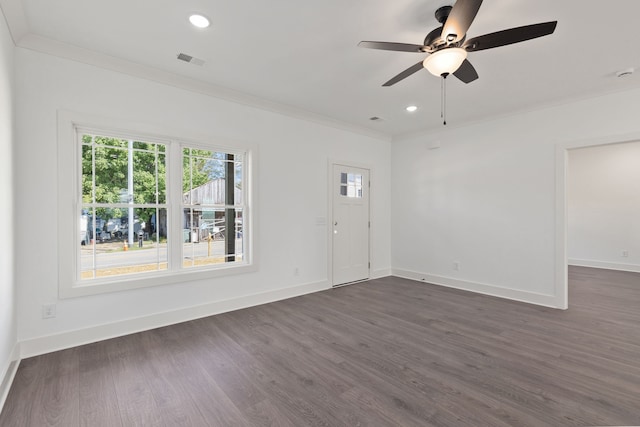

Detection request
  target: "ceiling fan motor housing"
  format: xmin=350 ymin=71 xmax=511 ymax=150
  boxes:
xmin=435 ymin=5 xmax=452 ymax=24
xmin=427 ymin=6 xmax=469 ymax=49
xmin=424 ymin=27 xmax=444 ymax=48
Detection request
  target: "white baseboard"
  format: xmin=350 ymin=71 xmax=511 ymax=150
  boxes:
xmin=371 ymin=268 xmax=392 ymax=279
xmin=392 ymin=268 xmax=560 ymax=309
xmin=20 ymin=280 xmax=329 ymax=359
xmin=0 ymin=344 xmax=21 ymax=414
xmin=569 ymin=259 xmax=640 ymax=274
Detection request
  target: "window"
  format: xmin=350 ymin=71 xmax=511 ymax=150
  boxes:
xmin=57 ymin=115 xmax=254 ymax=298
xmin=339 ymin=172 xmax=363 ymax=198
xmin=80 ymin=134 xmax=168 ymax=280
xmin=182 ymin=148 xmax=245 ymax=268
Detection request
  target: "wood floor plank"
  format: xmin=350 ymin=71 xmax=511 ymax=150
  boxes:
xmin=36 ymin=348 xmax=80 ymax=427
xmin=242 ymin=399 xmax=298 ymax=427
xmin=270 ymin=298 xmax=538 ymax=426
xmin=107 ymin=333 xmax=167 ymax=426
xmin=185 ymin=318 xmax=267 ymax=412
xmin=1 ymin=266 xmax=640 ymax=426
xmin=145 ymin=326 xmax=251 ymax=427
xmin=262 ymin=300 xmax=506 ymax=426
xmin=0 ymin=355 xmax=46 ymax=426
xmin=1 ymin=348 xmax=80 ymax=427
xmin=212 ymin=312 xmax=368 ymax=426
xmin=135 ymin=328 xmax=217 ymax=426
xmin=77 ymin=341 xmax=122 ymax=427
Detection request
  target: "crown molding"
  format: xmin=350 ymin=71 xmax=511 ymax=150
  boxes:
xmin=0 ymin=0 xmax=28 ymax=44
xmin=15 ymin=32 xmax=391 ymax=142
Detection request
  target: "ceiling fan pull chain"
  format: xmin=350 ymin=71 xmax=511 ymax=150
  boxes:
xmin=441 ymin=76 xmax=444 ymax=120
xmin=442 ymin=74 xmax=448 ymax=126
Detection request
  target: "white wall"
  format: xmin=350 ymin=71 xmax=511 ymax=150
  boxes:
xmin=0 ymin=4 xmax=17 ymax=392
xmin=568 ymin=141 xmax=640 ymax=272
xmin=391 ymin=88 xmax=640 ymax=308
xmin=14 ymin=48 xmax=391 ymax=353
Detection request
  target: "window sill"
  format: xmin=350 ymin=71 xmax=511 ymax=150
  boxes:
xmin=59 ymin=262 xmax=257 ymax=299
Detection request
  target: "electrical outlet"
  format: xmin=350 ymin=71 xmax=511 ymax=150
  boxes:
xmin=42 ymin=304 xmax=57 ymax=319
xmin=294 ymin=267 xmax=300 ymax=276
xmin=453 ymin=261 xmax=460 ymax=271
xmin=622 ymin=250 xmax=629 ymax=258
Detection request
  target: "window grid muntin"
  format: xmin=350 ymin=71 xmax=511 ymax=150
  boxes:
xmin=82 ymin=134 xmax=166 ymax=205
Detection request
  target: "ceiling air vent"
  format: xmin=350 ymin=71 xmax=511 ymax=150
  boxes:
xmin=369 ymin=116 xmax=383 ymax=121
xmin=177 ymin=53 xmax=205 ymax=66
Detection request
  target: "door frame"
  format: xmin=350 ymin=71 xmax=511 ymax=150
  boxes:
xmin=555 ymin=130 xmax=640 ymax=310
xmin=327 ymin=160 xmax=372 ymax=287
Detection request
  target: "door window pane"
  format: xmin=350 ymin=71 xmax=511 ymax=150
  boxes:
xmin=339 ymin=173 xmax=363 ymax=198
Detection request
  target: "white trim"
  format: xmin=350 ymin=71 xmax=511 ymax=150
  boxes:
xmin=569 ymin=259 xmax=640 ymax=274
xmin=326 ymin=161 xmax=333 ymax=285
xmin=392 ymin=269 xmax=560 ymax=309
xmin=20 ymin=279 xmax=329 ymax=359
xmin=372 ymin=268 xmax=392 ymax=279
xmin=60 ymin=264 xmax=260 ymax=299
xmin=332 ymin=278 xmax=369 ymax=288
xmin=554 ymin=143 xmax=569 ymax=309
xmin=17 ymin=33 xmax=390 ymax=142
xmin=0 ymin=343 xmax=20 ymax=413
xmin=555 ymin=131 xmax=640 ymax=310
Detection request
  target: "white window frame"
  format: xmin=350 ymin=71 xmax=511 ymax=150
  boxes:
xmin=57 ymin=111 xmax=257 ymax=298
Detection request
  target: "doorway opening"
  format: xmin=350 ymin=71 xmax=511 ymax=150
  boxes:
xmin=555 ymin=132 xmax=640 ymax=309
xmin=567 ymin=141 xmax=640 ymax=273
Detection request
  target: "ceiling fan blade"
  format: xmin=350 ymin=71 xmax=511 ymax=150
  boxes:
xmin=358 ymin=41 xmax=428 ymax=53
xmin=453 ymin=59 xmax=479 ymax=83
xmin=463 ymin=21 xmax=558 ymax=52
xmin=442 ymin=0 xmax=483 ymax=43
xmin=383 ymin=61 xmax=425 ymax=86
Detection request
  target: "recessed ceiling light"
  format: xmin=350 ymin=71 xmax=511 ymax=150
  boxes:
xmin=406 ymin=105 xmax=418 ymax=113
xmin=189 ymin=14 xmax=210 ymax=29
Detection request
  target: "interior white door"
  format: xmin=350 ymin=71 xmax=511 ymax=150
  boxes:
xmin=332 ymin=164 xmax=370 ymax=286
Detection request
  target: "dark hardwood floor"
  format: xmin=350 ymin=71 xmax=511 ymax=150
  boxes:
xmin=1 ymin=266 xmax=639 ymax=426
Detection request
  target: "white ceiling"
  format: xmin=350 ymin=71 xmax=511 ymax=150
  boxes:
xmin=3 ymin=0 xmax=640 ymax=137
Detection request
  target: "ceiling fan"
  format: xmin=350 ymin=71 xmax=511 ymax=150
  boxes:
xmin=358 ymin=0 xmax=558 ymax=87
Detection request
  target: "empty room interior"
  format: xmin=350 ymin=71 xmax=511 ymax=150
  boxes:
xmin=1 ymin=0 xmax=639 ymax=426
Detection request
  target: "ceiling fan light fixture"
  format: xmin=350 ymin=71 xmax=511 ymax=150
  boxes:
xmin=423 ymin=48 xmax=467 ymax=77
